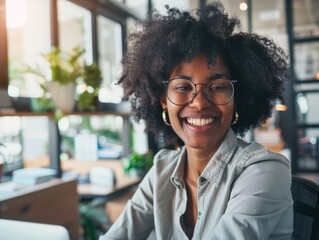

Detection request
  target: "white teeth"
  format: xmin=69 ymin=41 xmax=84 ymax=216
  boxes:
xmin=187 ymin=118 xmax=214 ymax=126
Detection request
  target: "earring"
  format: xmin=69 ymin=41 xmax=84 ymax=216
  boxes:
xmin=162 ymin=109 xmax=171 ymax=126
xmin=231 ymin=110 xmax=239 ymax=125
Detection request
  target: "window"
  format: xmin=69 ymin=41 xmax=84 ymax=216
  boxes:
xmin=293 ymin=0 xmax=319 ymax=38
xmin=125 ymin=0 xmax=149 ymax=19
xmin=208 ymin=0 xmax=249 ymax=32
xmin=7 ymin=0 xmax=51 ymax=98
xmin=58 ymin=0 xmax=93 ymax=63
xmin=251 ymin=0 xmax=288 ymax=52
xmin=97 ymin=16 xmax=123 ymax=103
xmin=294 ymin=42 xmax=319 ymax=81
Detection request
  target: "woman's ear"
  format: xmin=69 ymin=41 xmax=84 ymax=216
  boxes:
xmin=160 ymin=95 xmax=167 ymax=110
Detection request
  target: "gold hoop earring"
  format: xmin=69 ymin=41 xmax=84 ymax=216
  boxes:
xmin=231 ymin=110 xmax=239 ymax=125
xmin=162 ymin=109 xmax=171 ymax=126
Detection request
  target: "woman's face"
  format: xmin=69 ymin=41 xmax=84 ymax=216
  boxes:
xmin=161 ymin=55 xmax=234 ymax=154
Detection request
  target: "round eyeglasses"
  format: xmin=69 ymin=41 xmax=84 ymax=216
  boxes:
xmin=163 ymin=77 xmax=236 ymax=106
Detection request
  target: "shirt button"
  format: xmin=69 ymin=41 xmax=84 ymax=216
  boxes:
xmin=198 ymin=212 xmax=202 ymax=218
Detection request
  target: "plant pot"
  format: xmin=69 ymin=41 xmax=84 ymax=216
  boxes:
xmin=50 ymin=82 xmax=76 ymax=113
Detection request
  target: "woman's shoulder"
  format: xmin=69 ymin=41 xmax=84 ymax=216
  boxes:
xmin=235 ymin=138 xmax=290 ymax=169
xmin=231 ymin=139 xmax=292 ymax=194
xmin=151 ymin=147 xmax=184 ymax=175
xmin=153 ymin=148 xmax=183 ymax=165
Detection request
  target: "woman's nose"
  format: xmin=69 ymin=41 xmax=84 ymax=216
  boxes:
xmin=188 ymin=86 xmax=212 ymax=109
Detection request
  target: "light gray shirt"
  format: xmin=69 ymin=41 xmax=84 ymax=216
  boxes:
xmin=100 ymin=129 xmax=293 ymax=240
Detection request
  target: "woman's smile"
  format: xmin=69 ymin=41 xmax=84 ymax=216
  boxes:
xmin=186 ymin=117 xmax=215 ymax=126
xmin=182 ymin=112 xmax=219 ymax=132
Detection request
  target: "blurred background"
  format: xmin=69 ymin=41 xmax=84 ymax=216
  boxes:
xmin=0 ymin=0 xmax=318 ymax=180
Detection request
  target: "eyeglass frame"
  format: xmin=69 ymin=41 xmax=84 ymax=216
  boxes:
xmin=162 ymin=76 xmax=237 ymax=106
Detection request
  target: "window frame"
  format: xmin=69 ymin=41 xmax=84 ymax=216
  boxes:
xmin=0 ymin=0 xmax=9 ymax=90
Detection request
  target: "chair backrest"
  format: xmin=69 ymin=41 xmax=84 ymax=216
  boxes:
xmin=291 ymin=175 xmax=319 ymax=240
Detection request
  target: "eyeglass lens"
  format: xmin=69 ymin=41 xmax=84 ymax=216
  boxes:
xmin=166 ymin=78 xmax=234 ymax=106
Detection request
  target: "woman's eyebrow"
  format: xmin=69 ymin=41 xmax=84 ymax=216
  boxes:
xmin=170 ymin=74 xmax=192 ymax=80
xmin=209 ymin=73 xmax=230 ymax=80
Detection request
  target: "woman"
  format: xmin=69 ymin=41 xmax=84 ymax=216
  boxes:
xmin=100 ymin=2 xmax=293 ymax=240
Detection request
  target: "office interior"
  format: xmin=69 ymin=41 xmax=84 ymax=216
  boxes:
xmin=0 ymin=0 xmax=319 ymax=239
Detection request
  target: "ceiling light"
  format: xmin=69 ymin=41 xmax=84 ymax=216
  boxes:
xmin=274 ymin=99 xmax=288 ymax=112
xmin=239 ymin=2 xmax=248 ymax=11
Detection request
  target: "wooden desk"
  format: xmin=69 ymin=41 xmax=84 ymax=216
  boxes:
xmin=0 ymin=179 xmax=79 ymax=240
xmin=297 ymin=173 xmax=319 ymax=185
xmin=61 ymin=160 xmax=141 ymax=199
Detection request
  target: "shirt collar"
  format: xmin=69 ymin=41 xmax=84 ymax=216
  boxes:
xmin=201 ymin=129 xmax=238 ymax=186
xmin=170 ymin=147 xmax=187 ymax=190
xmin=170 ymin=129 xmax=238 ymax=189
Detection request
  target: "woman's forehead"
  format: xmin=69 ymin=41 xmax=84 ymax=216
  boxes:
xmin=170 ymin=55 xmax=229 ymax=77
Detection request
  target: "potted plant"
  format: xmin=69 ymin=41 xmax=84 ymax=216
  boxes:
xmin=122 ymin=151 xmax=153 ymax=177
xmin=24 ymin=46 xmax=86 ymax=114
xmin=77 ymin=62 xmax=103 ymax=111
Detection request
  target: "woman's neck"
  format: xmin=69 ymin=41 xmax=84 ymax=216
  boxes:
xmin=184 ymin=147 xmax=216 ymax=179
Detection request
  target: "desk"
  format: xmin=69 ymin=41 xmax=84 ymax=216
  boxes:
xmin=0 ymin=179 xmax=79 ymax=240
xmin=297 ymin=173 xmax=319 ymax=185
xmin=61 ymin=159 xmax=141 ymax=200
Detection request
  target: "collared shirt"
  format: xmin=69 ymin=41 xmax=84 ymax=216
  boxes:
xmin=100 ymin=129 xmax=293 ymax=240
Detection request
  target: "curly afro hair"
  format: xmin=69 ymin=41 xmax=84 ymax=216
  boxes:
xmin=118 ymin=2 xmax=288 ymax=147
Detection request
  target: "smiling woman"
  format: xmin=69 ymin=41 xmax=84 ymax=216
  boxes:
xmin=99 ymin=2 xmax=293 ymax=240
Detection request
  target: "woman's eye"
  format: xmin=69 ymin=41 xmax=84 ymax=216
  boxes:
xmin=210 ymin=85 xmax=226 ymax=92
xmin=174 ymin=85 xmax=192 ymax=92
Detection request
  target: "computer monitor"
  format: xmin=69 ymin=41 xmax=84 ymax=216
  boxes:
xmin=0 ymin=219 xmax=70 ymax=240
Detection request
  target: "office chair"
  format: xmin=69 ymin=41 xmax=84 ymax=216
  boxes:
xmin=291 ymin=175 xmax=319 ymax=240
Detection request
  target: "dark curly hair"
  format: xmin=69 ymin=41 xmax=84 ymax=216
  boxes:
xmin=118 ymin=2 xmax=288 ymax=147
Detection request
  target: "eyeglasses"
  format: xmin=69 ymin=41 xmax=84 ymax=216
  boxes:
xmin=163 ymin=77 xmax=236 ymax=106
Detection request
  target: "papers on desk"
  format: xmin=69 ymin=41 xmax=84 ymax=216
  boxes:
xmin=74 ymin=132 xmax=98 ymax=161
xmin=89 ymin=166 xmax=116 ymax=187
xmin=12 ymin=168 xmax=56 ymax=185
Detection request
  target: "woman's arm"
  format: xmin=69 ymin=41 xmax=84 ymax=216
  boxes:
xmin=99 ymin=167 xmax=155 ymax=240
